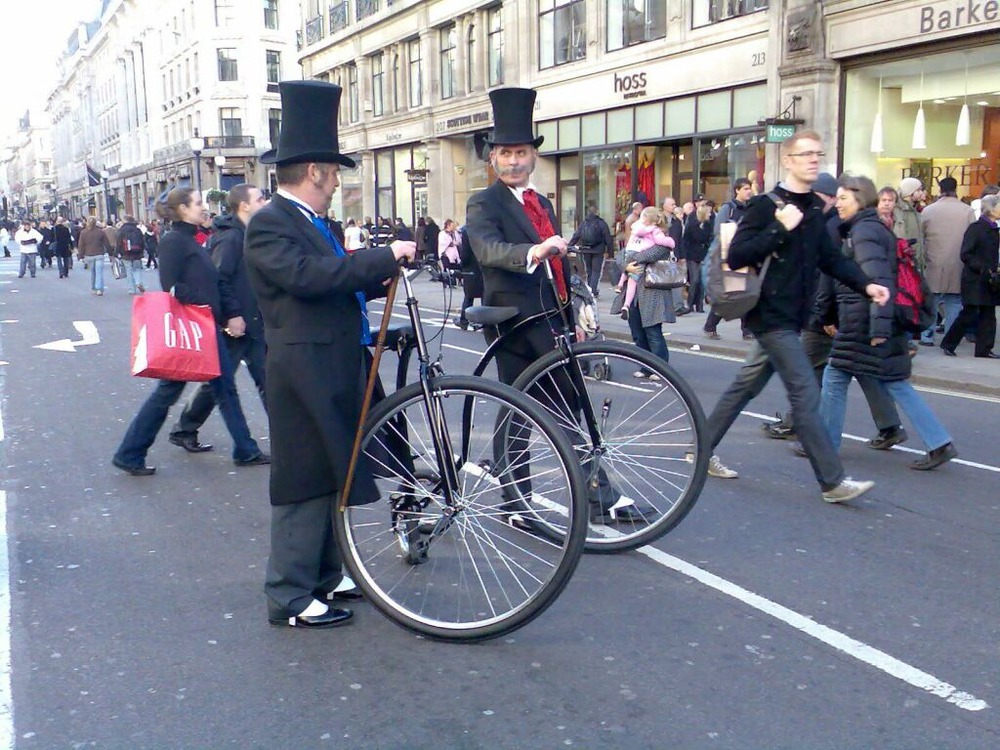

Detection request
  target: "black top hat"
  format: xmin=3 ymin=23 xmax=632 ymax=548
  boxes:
xmin=486 ymin=88 xmax=543 ymax=149
xmin=260 ymin=80 xmax=355 ymax=168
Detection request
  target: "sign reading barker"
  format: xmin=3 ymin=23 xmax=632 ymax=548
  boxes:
xmin=919 ymin=0 xmax=1000 ymax=32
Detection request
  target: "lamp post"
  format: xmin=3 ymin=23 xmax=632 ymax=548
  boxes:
xmin=213 ymin=154 xmax=227 ymax=191
xmin=189 ymin=129 xmax=205 ymax=197
xmin=100 ymin=169 xmax=112 ymax=222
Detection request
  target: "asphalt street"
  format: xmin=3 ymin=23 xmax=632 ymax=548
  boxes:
xmin=0 ymin=258 xmax=997 ymax=749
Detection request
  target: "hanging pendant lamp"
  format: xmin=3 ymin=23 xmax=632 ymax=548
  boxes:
xmin=912 ymin=72 xmax=927 ymax=150
xmin=956 ymin=59 xmax=971 ymax=146
xmin=870 ymin=77 xmax=884 ymax=153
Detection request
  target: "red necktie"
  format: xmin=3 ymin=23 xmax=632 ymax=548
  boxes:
xmin=522 ymin=189 xmax=568 ymax=304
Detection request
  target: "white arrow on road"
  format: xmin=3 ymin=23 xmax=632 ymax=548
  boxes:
xmin=34 ymin=321 xmax=101 ymax=352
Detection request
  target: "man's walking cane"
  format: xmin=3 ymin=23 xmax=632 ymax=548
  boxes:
xmin=339 ymin=273 xmax=400 ymax=512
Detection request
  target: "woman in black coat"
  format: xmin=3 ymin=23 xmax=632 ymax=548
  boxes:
xmin=819 ymin=175 xmax=956 ymax=471
xmin=940 ymin=194 xmax=1000 ymax=358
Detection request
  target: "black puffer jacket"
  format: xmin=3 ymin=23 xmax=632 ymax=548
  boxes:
xmin=958 ymin=217 xmax=1000 ymax=306
xmin=820 ymin=209 xmax=910 ymax=381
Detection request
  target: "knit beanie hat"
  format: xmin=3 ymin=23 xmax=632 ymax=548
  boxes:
xmin=898 ymin=177 xmax=923 ymax=198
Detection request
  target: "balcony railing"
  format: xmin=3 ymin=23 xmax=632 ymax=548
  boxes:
xmin=205 ymin=136 xmax=256 ymax=149
xmin=330 ymin=1 xmax=349 ymax=34
xmin=305 ymin=15 xmax=324 ymax=45
xmin=356 ymin=0 xmax=379 ymax=22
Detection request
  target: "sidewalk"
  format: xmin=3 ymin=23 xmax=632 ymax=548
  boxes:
xmin=590 ymin=293 xmax=1000 ymax=398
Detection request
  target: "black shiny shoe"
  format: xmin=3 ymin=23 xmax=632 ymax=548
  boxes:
xmin=974 ymin=352 xmax=1000 ymax=359
xmin=168 ymin=434 xmax=213 ymax=453
xmin=940 ymin=345 xmax=957 ymax=357
xmin=269 ymin=607 xmax=354 ymax=629
xmin=762 ymin=413 xmax=796 ymax=440
xmin=112 ymin=457 xmax=156 ymax=476
xmin=234 ymin=452 xmax=271 ymax=467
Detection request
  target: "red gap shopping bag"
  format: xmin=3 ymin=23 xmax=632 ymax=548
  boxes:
xmin=130 ymin=292 xmax=221 ymax=381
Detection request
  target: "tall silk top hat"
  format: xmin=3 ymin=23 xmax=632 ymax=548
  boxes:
xmin=486 ymin=87 xmax=544 ymax=149
xmin=260 ymin=80 xmax=355 ymax=168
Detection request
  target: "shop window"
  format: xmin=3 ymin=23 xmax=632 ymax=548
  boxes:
xmin=376 ymin=150 xmax=394 ymax=221
xmin=842 ymin=45 xmax=1000 ymax=198
xmin=536 ymin=121 xmax=558 ymax=152
xmin=732 ymin=84 xmax=767 ymax=128
xmin=607 ymin=109 xmax=633 ymax=144
xmin=559 ymin=118 xmax=581 ymax=150
xmin=440 ymin=25 xmax=457 ymax=100
xmin=408 ymin=38 xmax=423 ymax=107
xmin=214 ymin=0 xmax=236 ymax=26
xmin=697 ymin=91 xmax=731 ymax=132
xmin=692 ymin=0 xmax=769 ymax=29
xmin=607 ymin=1 xmax=666 ymax=52
xmin=266 ymin=50 xmax=282 ymax=87
xmin=371 ymin=52 xmax=385 ymax=116
xmin=635 ymin=102 xmax=664 ymax=140
xmin=347 ymin=63 xmax=359 ymax=123
xmin=217 ymin=48 xmax=238 ymax=81
xmin=581 ymin=114 xmax=605 ymax=147
xmin=539 ymin=0 xmax=586 ymax=70
xmin=698 ymin=136 xmax=764 ymax=204
xmin=665 ymin=97 xmax=695 ymax=136
xmin=488 ymin=6 xmax=504 ymax=87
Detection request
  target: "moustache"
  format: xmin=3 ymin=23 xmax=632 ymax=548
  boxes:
xmin=495 ymin=164 xmax=531 ymax=178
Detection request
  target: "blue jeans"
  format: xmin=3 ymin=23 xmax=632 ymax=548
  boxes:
xmin=89 ymin=256 xmax=105 ymax=291
xmin=821 ymin=366 xmax=951 ymax=451
xmin=114 ymin=329 xmax=261 ymax=465
xmin=18 ymin=253 xmax=37 ymax=277
xmin=125 ymin=259 xmax=145 ymax=294
xmin=627 ymin=300 xmax=669 ymax=363
xmin=920 ymin=292 xmax=962 ymax=343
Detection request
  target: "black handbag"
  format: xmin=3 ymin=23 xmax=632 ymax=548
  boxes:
xmin=643 ymin=255 xmax=687 ymax=290
xmin=985 ymin=267 xmax=1000 ymax=294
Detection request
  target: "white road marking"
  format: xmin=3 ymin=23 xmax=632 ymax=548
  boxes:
xmin=0 ymin=494 xmax=11 ymax=744
xmin=637 ymin=545 xmax=988 ymax=712
xmin=33 ymin=320 xmax=100 ymax=353
xmin=744 ymin=410 xmax=1000 ymax=474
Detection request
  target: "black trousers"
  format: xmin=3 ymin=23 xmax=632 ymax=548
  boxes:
xmin=580 ymin=252 xmax=604 ymax=297
xmin=942 ymin=304 xmax=996 ymax=356
xmin=56 ymin=254 xmax=70 ymax=276
xmin=170 ymin=334 xmax=267 ymax=439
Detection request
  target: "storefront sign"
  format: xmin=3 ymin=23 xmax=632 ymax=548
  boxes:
xmin=920 ymin=1 xmax=999 ymax=32
xmin=614 ymin=71 xmax=648 ymax=101
xmin=405 ymin=169 xmax=429 ymax=183
xmin=766 ymin=123 xmax=797 ymax=143
xmin=434 ymin=110 xmax=492 ymax=135
xmin=902 ymin=163 xmax=994 ymax=188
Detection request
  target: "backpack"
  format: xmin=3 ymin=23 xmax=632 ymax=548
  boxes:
xmin=706 ymin=192 xmax=784 ymax=321
xmin=893 ymin=238 xmax=935 ymax=334
xmin=577 ymin=218 xmax=602 ymax=249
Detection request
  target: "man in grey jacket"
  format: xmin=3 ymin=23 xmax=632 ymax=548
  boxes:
xmin=918 ymin=177 xmax=974 ymax=346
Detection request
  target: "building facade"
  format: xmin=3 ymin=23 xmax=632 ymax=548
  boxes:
xmin=297 ymin=0 xmax=999 ymax=237
xmin=1 ymin=112 xmax=54 ymax=221
xmin=46 ymin=0 xmax=299 ymax=222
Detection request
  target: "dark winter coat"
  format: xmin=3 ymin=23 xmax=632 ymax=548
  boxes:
xmin=245 ymin=194 xmax=398 ymax=507
xmin=958 ymin=217 xmax=1000 ymax=306
xmin=728 ymin=186 xmax=872 ymax=335
xmin=681 ymin=218 xmax=712 ymax=263
xmin=457 ymin=227 xmax=484 ymax=299
xmin=52 ymin=224 xmax=74 ymax=256
xmin=569 ymin=214 xmax=614 ymax=256
xmin=119 ymin=221 xmax=146 ymax=261
xmin=208 ymin=214 xmax=264 ymax=339
xmin=158 ymin=222 xmax=238 ymax=326
xmin=818 ymin=209 xmax=910 ymax=382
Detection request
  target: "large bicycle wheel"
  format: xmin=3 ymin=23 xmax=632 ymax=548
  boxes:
xmin=511 ymin=340 xmax=709 ymax=553
xmin=333 ymin=375 xmax=587 ymax=642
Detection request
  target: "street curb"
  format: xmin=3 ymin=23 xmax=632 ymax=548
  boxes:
xmin=601 ymin=328 xmax=1000 ymax=398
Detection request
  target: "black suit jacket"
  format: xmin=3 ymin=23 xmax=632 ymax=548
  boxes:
xmin=465 ymin=180 xmax=569 ymax=319
xmin=245 ymin=193 xmax=398 ymax=506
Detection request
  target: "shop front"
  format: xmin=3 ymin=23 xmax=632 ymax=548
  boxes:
xmin=830 ymin=0 xmax=1000 ymax=198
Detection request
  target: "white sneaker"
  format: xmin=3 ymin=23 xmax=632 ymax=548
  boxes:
xmin=708 ymin=455 xmax=738 ymax=479
xmin=633 ymin=370 xmax=648 ymax=379
xmin=822 ymin=477 xmax=874 ymax=504
xmin=648 ymin=373 xmax=661 ymax=382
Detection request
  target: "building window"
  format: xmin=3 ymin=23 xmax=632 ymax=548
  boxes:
xmin=356 ymin=0 xmax=379 ymax=21
xmin=217 ymin=48 xmax=238 ymax=81
xmin=607 ymin=1 xmax=666 ymax=51
xmin=539 ymin=0 xmax=586 ymax=70
xmin=440 ymin=25 xmax=457 ymax=100
xmin=466 ymin=25 xmax=475 ymax=93
xmin=347 ymin=63 xmax=359 ymax=123
xmin=408 ymin=39 xmax=422 ymax=107
xmin=693 ymin=0 xmax=768 ymax=28
xmin=214 ymin=0 xmax=236 ymax=26
xmin=371 ymin=53 xmax=385 ymax=117
xmin=330 ymin=1 xmax=349 ymax=33
xmin=266 ymin=50 xmax=281 ymax=84
xmin=392 ymin=53 xmax=400 ymax=111
xmin=263 ymin=0 xmax=279 ymax=29
xmin=219 ymin=108 xmax=242 ymax=137
xmin=488 ymin=6 xmax=504 ymax=87
xmin=268 ymin=108 xmax=282 ymax=145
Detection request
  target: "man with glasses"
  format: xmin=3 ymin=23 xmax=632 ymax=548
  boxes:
xmin=700 ymin=131 xmax=890 ymax=504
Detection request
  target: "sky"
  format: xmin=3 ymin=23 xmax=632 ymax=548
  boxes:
xmin=1 ymin=0 xmax=104 ymax=141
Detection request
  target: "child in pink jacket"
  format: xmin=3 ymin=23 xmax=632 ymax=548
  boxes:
xmin=614 ymin=206 xmax=675 ymax=319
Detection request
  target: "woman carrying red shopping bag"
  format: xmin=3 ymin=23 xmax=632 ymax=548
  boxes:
xmin=112 ymin=187 xmax=269 ymax=475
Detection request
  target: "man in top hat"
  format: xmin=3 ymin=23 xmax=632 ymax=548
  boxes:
xmin=465 ymin=87 xmax=643 ymax=523
xmin=244 ymin=80 xmax=416 ymax=630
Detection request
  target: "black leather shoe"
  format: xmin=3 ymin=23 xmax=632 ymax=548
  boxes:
xmin=269 ymin=607 xmax=354 ymax=629
xmin=168 ymin=434 xmax=213 ymax=453
xmin=790 ymin=443 xmax=808 ymax=458
xmin=762 ymin=417 xmax=796 ymax=440
xmin=112 ymin=457 xmax=156 ymax=476
xmin=867 ymin=427 xmax=908 ymax=451
xmin=940 ymin=345 xmax=957 ymax=357
xmin=910 ymin=442 xmax=957 ymax=471
xmin=234 ymin=452 xmax=271 ymax=467
xmin=975 ymin=352 xmax=1000 ymax=359
xmin=590 ymin=502 xmax=654 ymax=524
